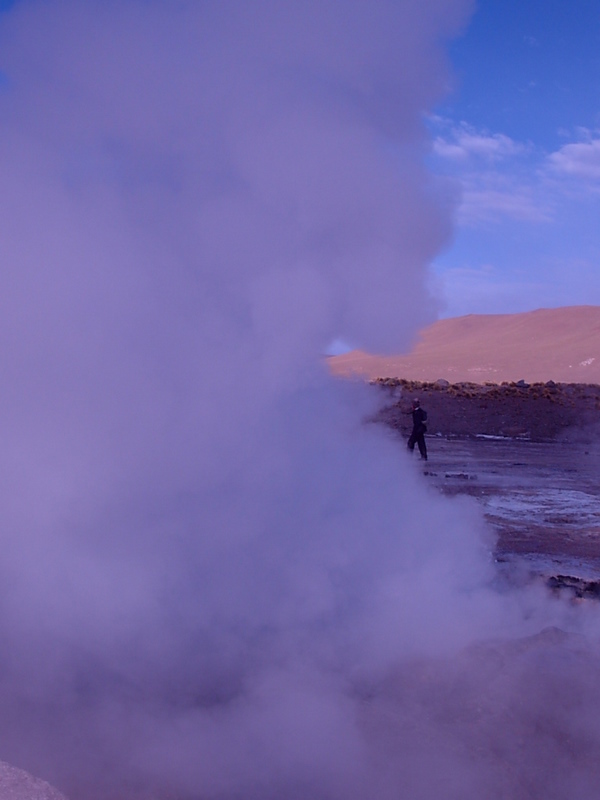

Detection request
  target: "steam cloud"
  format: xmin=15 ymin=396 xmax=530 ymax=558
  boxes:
xmin=0 ymin=1 xmax=599 ymax=799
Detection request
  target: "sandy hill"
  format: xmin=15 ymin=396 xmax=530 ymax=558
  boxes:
xmin=329 ymin=306 xmax=600 ymax=384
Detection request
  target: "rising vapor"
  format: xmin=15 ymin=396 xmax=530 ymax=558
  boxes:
xmin=0 ymin=2 xmax=598 ymax=799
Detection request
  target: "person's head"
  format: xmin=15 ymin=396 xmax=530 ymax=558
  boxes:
xmin=412 ymin=398 xmax=420 ymax=409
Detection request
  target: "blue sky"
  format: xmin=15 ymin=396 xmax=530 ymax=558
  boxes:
xmin=430 ymin=0 xmax=600 ymax=317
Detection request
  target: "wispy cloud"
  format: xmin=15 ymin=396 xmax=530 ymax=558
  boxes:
xmin=546 ymin=137 xmax=600 ymax=181
xmin=428 ymin=119 xmax=600 ymax=226
xmin=428 ymin=119 xmax=549 ymax=225
xmin=429 ymin=120 xmax=600 ymax=314
xmin=432 ymin=121 xmax=526 ymax=161
xmin=430 ymin=261 xmax=551 ymax=317
xmin=459 ymin=181 xmax=551 ymax=225
xmin=432 ymin=255 xmax=600 ymax=318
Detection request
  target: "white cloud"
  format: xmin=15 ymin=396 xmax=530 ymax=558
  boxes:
xmin=459 ymin=182 xmax=551 ymax=225
xmin=432 ymin=122 xmax=526 ymax=162
xmin=431 ymin=117 xmax=555 ymax=227
xmin=428 ymin=120 xmax=548 ymax=225
xmin=429 ymin=119 xmax=600 ymax=315
xmin=546 ymin=138 xmax=600 ymax=181
xmin=430 ymin=121 xmax=600 ymax=229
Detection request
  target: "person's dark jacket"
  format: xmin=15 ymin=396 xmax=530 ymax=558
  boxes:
xmin=411 ymin=407 xmax=427 ymax=434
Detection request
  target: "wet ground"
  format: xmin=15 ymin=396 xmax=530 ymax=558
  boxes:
xmin=421 ymin=436 xmax=600 ymax=587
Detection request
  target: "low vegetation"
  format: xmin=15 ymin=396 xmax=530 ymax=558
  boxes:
xmin=371 ymin=378 xmax=600 ymax=441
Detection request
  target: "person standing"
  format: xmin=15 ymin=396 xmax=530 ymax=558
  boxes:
xmin=406 ymin=398 xmax=428 ymax=460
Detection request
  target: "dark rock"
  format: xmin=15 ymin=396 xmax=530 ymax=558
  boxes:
xmin=547 ymin=575 xmax=600 ymax=600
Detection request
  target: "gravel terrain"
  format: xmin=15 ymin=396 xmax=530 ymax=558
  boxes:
xmin=373 ymin=379 xmax=600 ymax=592
xmin=373 ymin=378 xmax=600 ymax=441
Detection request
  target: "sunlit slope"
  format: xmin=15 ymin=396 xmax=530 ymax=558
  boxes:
xmin=329 ymin=306 xmax=600 ymax=384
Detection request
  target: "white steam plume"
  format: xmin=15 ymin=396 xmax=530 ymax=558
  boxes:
xmin=1 ymin=2 xmax=599 ymax=800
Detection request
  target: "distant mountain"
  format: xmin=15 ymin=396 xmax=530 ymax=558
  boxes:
xmin=329 ymin=306 xmax=600 ymax=384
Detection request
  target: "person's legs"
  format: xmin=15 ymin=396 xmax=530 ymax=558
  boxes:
xmin=407 ymin=431 xmax=416 ymax=452
xmin=417 ymin=433 xmax=427 ymax=460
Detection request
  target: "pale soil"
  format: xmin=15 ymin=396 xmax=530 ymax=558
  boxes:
xmin=330 ymin=305 xmax=600 ymax=385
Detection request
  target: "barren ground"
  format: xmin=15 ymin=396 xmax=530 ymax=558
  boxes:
xmin=329 ymin=305 xmax=600 ymax=384
xmin=373 ymin=379 xmax=600 ymax=591
xmin=373 ymin=378 xmax=600 ymax=442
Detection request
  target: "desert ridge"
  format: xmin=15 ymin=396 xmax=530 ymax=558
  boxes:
xmin=329 ymin=305 xmax=600 ymax=385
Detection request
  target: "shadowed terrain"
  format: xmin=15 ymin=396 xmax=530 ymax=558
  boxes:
xmin=373 ymin=378 xmax=600 ymax=441
xmin=371 ymin=378 xmax=600 ymax=594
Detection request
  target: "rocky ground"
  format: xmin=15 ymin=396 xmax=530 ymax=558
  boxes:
xmin=373 ymin=378 xmax=600 ymax=441
xmin=372 ymin=379 xmax=600 ymax=597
